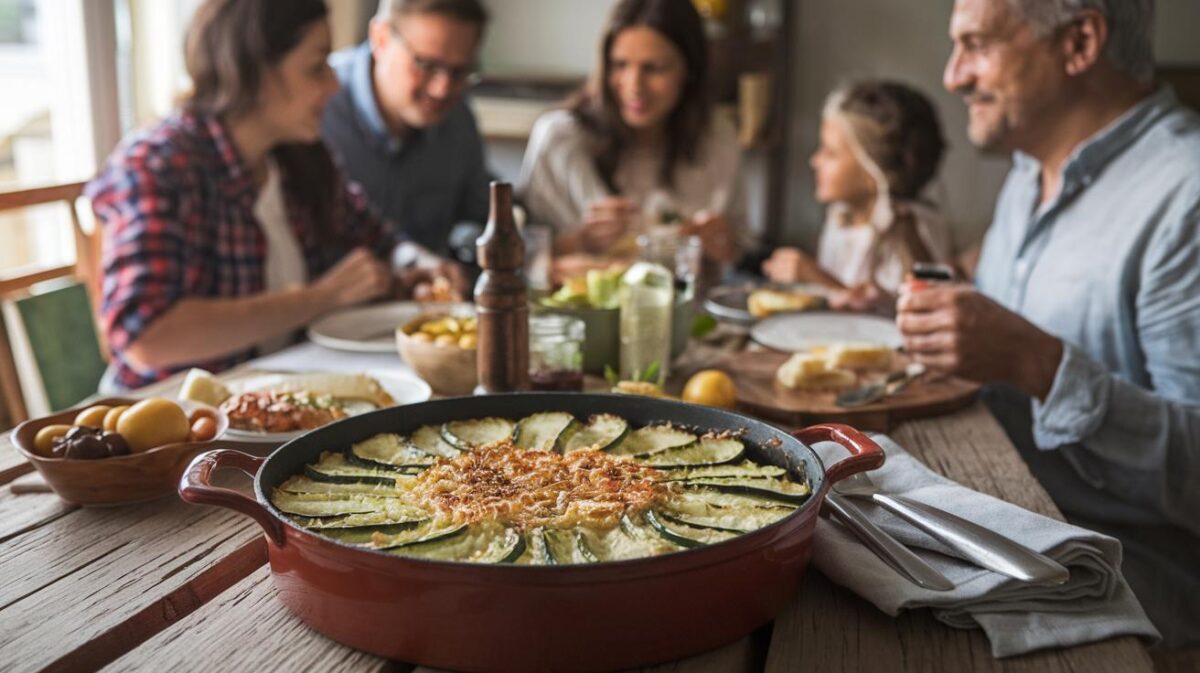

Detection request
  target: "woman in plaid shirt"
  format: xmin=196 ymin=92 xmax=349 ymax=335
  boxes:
xmin=87 ymin=0 xmax=458 ymax=389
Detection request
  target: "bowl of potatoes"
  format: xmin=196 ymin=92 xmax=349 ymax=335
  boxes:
xmin=13 ymin=397 xmax=230 ymax=506
xmin=395 ymin=305 xmax=478 ymax=396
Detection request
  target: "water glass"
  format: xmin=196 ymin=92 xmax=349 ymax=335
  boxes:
xmin=637 ymin=231 xmax=702 ymax=301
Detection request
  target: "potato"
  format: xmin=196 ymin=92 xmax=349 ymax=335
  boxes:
xmin=74 ymin=405 xmax=112 ymax=428
xmin=435 ymin=334 xmax=458 ymax=347
xmin=116 ymin=398 xmax=191 ymax=452
xmin=189 ymin=408 xmax=217 ymax=425
xmin=103 ymin=405 xmax=131 ymax=432
xmin=34 ymin=424 xmax=72 ymax=455
xmin=458 ymin=334 xmax=477 ymax=349
xmin=189 ymin=416 xmax=218 ymax=442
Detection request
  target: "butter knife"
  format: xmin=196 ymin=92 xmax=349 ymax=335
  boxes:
xmin=825 ymin=492 xmax=955 ymax=591
xmin=840 ymin=484 xmax=1071 ymax=585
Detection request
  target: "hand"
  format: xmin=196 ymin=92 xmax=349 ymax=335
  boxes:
xmin=398 ymin=259 xmax=468 ymax=302
xmin=582 ymin=197 xmax=638 ymax=252
xmin=682 ymin=211 xmax=738 ymax=263
xmin=896 ymin=283 xmax=1064 ymax=399
xmin=828 ymin=282 xmax=891 ymax=314
xmin=311 ymin=247 xmax=392 ymax=310
xmin=762 ymin=247 xmax=828 ymax=285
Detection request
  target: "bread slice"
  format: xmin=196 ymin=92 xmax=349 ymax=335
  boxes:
xmin=747 ymin=289 xmax=822 ymax=319
xmin=826 ymin=342 xmax=895 ymax=371
xmin=776 ymin=353 xmax=857 ymax=391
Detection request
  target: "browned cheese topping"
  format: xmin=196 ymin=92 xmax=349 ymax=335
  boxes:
xmin=412 ymin=442 xmax=669 ymax=530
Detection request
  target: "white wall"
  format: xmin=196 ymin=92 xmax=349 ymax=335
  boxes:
xmin=479 ymin=0 xmax=614 ymax=76
xmin=783 ymin=0 xmax=1200 ymax=253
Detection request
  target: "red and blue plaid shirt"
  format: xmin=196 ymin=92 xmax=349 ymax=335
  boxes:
xmin=87 ymin=112 xmax=397 ymax=389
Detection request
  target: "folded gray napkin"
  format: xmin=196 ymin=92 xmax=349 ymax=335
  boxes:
xmin=809 ymin=434 xmax=1160 ymax=657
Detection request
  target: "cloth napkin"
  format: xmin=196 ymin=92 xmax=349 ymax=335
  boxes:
xmin=809 ymin=434 xmax=1160 ymax=657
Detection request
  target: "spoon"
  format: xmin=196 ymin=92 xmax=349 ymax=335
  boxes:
xmin=835 ymin=362 xmax=926 ymax=408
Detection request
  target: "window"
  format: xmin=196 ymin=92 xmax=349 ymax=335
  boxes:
xmin=0 ymin=0 xmax=99 ymax=276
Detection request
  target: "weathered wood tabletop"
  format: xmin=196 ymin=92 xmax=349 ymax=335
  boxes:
xmin=0 ymin=349 xmax=1156 ymax=673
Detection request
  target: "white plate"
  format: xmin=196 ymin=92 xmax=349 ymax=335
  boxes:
xmin=750 ymin=311 xmax=902 ymax=352
xmin=307 ymin=302 xmax=427 ymax=353
xmin=704 ymin=283 xmax=829 ymax=325
xmin=221 ymin=370 xmax=432 ymax=443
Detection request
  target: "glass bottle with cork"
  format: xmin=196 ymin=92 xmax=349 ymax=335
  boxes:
xmin=474 ymin=181 xmax=528 ymax=393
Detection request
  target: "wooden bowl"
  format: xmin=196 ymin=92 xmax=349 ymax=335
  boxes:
xmin=13 ymin=397 xmax=231 ymax=506
xmin=395 ymin=314 xmax=477 ymax=396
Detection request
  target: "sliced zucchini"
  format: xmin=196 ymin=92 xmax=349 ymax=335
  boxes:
xmin=410 ymin=424 xmax=461 ymax=457
xmin=645 ymin=509 xmax=738 ymax=548
xmin=299 ymin=518 xmax=427 ymax=544
xmin=609 ymin=424 xmax=695 ymax=457
xmin=586 ymin=517 xmax=681 ymax=561
xmin=670 ymin=487 xmax=799 ymax=512
xmin=560 ymin=414 xmax=630 ymax=453
xmin=349 ymin=434 xmax=436 ymax=469
xmin=289 ymin=505 xmax=427 ymax=529
xmin=656 ymin=510 xmax=748 ymax=534
xmin=276 ymin=475 xmax=411 ymax=497
xmin=271 ymin=490 xmax=395 ymax=517
xmin=685 ymin=477 xmax=812 ymax=504
xmin=304 ymin=456 xmax=403 ymax=487
xmin=659 ymin=500 xmax=793 ymax=532
xmin=543 ymin=528 xmax=600 ymax=564
xmin=660 ymin=461 xmax=787 ymax=482
xmin=636 ymin=436 xmax=744 ymax=468
xmin=371 ymin=520 xmax=468 ymax=550
xmin=442 ymin=417 xmax=517 ymax=449
xmin=515 ymin=527 xmax=557 ymax=565
xmin=389 ymin=523 xmax=525 ymax=563
xmin=513 ymin=411 xmax=579 ymax=452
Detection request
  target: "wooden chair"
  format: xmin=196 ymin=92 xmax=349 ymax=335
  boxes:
xmin=0 ymin=181 xmax=105 ymax=427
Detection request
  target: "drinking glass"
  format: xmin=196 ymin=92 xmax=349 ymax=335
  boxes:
xmin=637 ymin=231 xmax=702 ymax=302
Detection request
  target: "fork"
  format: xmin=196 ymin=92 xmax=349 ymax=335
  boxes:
xmin=834 ymin=472 xmax=1070 ymax=585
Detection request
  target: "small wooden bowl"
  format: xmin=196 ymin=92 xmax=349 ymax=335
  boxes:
xmin=395 ymin=313 xmax=477 ymax=396
xmin=13 ymin=397 xmax=231 ymax=506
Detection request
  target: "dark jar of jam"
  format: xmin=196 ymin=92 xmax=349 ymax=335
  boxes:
xmin=528 ymin=314 xmax=585 ymax=392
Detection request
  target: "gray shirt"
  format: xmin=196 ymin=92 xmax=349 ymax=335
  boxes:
xmin=975 ymin=87 xmax=1200 ymax=648
xmin=322 ymin=43 xmax=490 ymax=254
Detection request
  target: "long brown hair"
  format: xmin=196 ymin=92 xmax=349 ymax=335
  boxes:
xmin=183 ymin=0 xmax=342 ymax=240
xmin=569 ymin=0 xmax=711 ymax=192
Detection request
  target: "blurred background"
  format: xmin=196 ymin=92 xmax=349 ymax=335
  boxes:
xmin=1 ymin=0 xmax=1198 ymax=278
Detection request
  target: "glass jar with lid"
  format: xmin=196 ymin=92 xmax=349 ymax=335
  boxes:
xmin=528 ymin=314 xmax=586 ymax=391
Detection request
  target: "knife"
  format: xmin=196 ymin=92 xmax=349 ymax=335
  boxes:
xmin=854 ymin=490 xmax=1071 ymax=585
xmin=824 ymin=492 xmax=955 ymax=592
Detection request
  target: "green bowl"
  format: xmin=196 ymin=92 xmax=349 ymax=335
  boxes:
xmin=532 ymin=298 xmax=692 ymax=375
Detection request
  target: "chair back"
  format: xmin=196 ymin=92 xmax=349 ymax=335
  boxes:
xmin=0 ymin=181 xmax=103 ymax=427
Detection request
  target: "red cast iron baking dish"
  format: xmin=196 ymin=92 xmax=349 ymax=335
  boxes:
xmin=180 ymin=392 xmax=883 ymax=672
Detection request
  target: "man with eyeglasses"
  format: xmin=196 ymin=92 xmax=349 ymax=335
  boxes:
xmin=323 ymin=0 xmax=490 ymax=259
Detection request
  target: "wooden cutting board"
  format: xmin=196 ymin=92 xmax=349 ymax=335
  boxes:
xmin=723 ymin=350 xmax=980 ymax=432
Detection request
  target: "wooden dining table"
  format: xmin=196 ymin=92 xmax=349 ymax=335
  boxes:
xmin=0 ymin=340 xmax=1157 ymax=673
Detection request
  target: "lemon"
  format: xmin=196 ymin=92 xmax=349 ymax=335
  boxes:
xmin=681 ymin=370 xmax=737 ymax=409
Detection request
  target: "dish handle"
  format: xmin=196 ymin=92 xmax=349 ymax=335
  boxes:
xmin=179 ymin=448 xmax=285 ymax=547
xmin=793 ymin=424 xmax=884 ymax=485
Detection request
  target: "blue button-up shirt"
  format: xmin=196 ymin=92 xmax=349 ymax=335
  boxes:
xmin=976 ymin=87 xmax=1200 ymax=648
xmin=322 ymin=43 xmax=490 ymax=254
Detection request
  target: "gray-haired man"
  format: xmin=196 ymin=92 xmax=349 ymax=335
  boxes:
xmin=898 ymin=0 xmax=1199 ymax=648
xmin=322 ymin=0 xmax=491 ymax=256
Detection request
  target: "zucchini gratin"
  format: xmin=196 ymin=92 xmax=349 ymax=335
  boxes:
xmin=270 ymin=412 xmax=812 ymax=564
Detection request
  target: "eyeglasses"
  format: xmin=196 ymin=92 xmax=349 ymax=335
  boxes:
xmin=390 ymin=27 xmax=481 ymax=87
